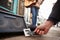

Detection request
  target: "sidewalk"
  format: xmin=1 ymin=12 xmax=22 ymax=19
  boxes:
xmin=1 ymin=27 xmax=60 ymax=40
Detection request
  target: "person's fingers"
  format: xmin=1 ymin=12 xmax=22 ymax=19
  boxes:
xmin=44 ymin=28 xmax=49 ymax=34
xmin=39 ymin=31 xmax=41 ymax=35
xmin=36 ymin=29 xmax=40 ymax=33
xmin=38 ymin=30 xmax=44 ymax=35
xmin=41 ymin=31 xmax=44 ymax=35
xmin=34 ymin=27 xmax=42 ymax=34
xmin=34 ymin=28 xmax=40 ymax=34
xmin=34 ymin=28 xmax=38 ymax=32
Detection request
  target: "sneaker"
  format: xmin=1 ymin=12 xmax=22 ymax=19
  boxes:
xmin=28 ymin=25 xmax=36 ymax=31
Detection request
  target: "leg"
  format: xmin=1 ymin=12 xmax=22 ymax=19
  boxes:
xmin=31 ymin=6 xmax=39 ymax=26
xmin=24 ymin=7 xmax=30 ymax=24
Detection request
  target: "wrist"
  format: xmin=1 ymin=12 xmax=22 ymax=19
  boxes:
xmin=44 ymin=20 xmax=54 ymax=28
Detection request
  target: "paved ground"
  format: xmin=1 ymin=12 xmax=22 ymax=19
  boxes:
xmin=0 ymin=27 xmax=60 ymax=40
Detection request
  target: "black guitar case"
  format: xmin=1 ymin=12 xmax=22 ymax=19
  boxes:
xmin=0 ymin=11 xmax=27 ymax=33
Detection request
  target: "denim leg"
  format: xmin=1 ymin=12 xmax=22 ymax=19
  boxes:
xmin=31 ymin=6 xmax=39 ymax=26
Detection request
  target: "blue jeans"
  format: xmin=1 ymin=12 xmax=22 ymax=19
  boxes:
xmin=31 ymin=6 xmax=39 ymax=26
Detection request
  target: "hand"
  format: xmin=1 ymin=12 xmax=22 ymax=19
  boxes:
xmin=34 ymin=0 xmax=44 ymax=8
xmin=34 ymin=21 xmax=54 ymax=35
xmin=35 ymin=3 xmax=40 ymax=8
